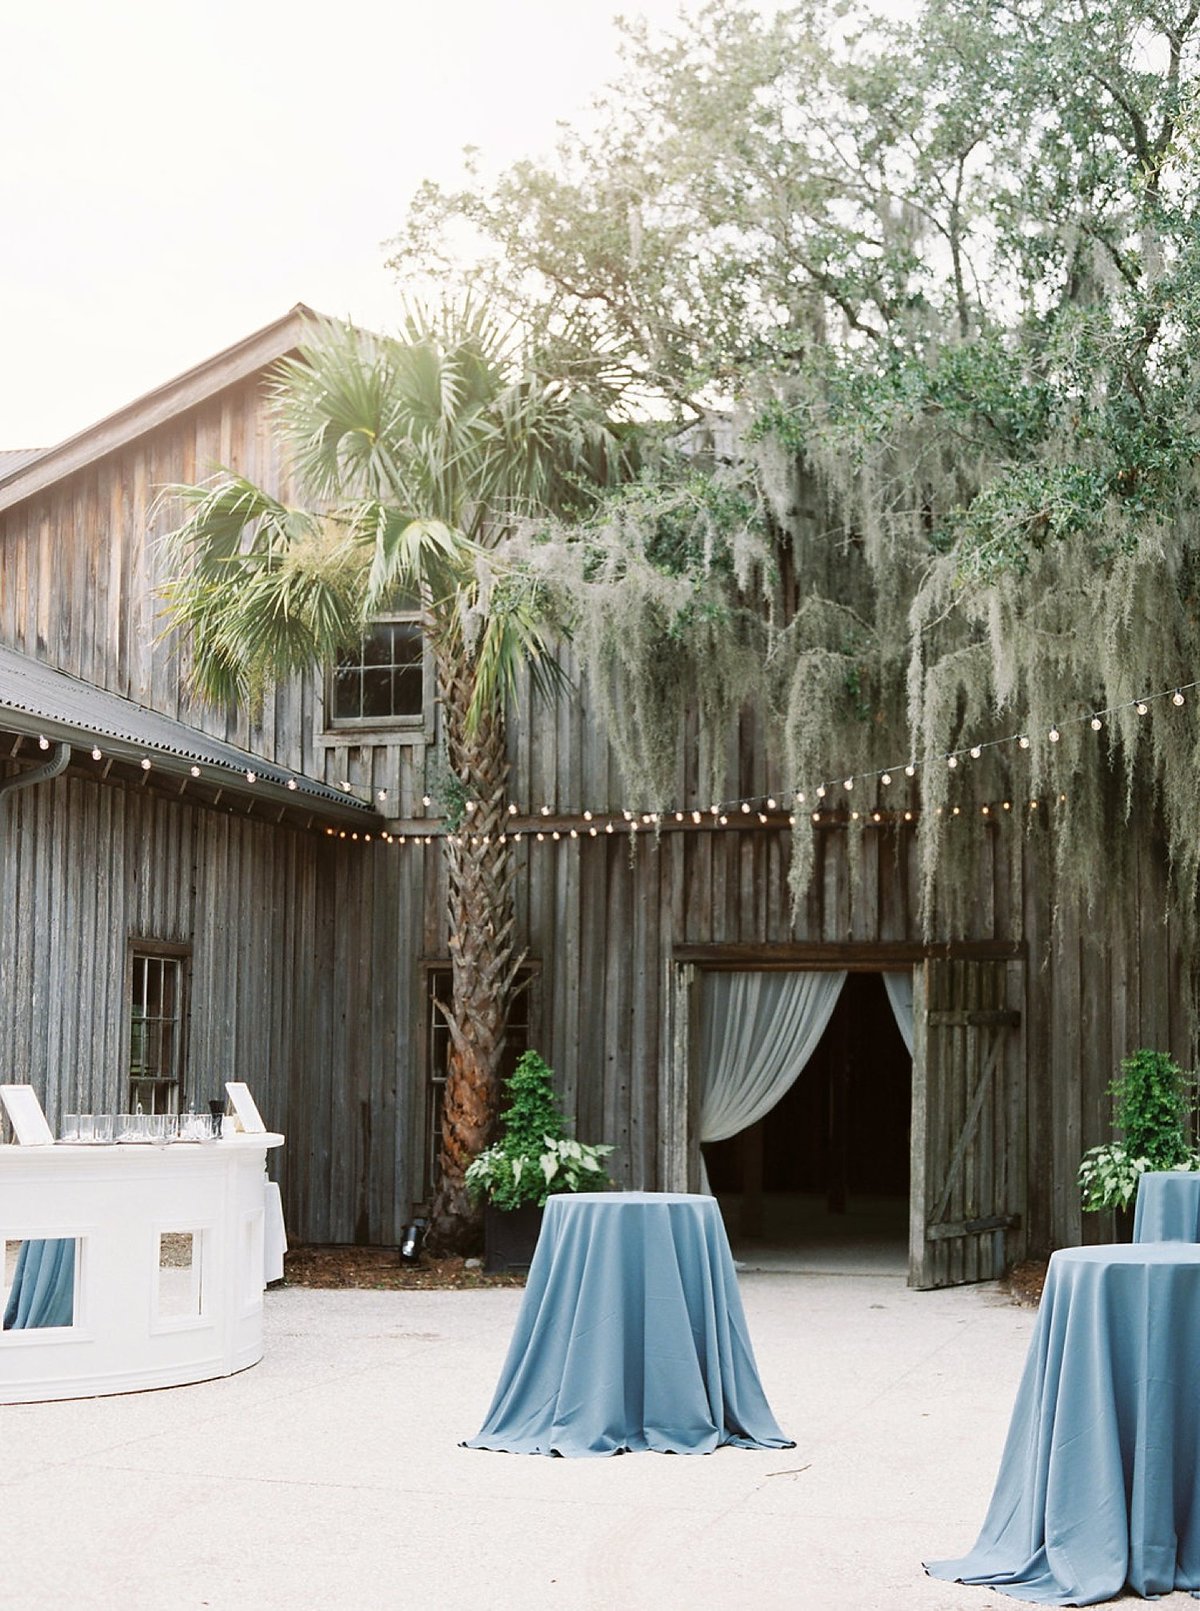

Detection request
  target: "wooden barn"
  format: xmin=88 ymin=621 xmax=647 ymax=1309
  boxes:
xmin=0 ymin=308 xmax=1192 ymax=1287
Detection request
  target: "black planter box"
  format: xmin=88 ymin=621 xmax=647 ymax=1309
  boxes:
xmin=484 ymin=1202 xmax=544 ymax=1275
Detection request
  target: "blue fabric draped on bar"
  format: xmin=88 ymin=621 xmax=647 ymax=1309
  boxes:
xmin=3 ymin=1238 xmax=75 ymax=1329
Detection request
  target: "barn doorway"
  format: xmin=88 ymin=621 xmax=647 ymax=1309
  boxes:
xmin=702 ymin=972 xmax=911 ymax=1273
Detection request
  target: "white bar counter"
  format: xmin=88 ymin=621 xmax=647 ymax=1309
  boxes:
xmin=0 ymin=1133 xmax=284 ymax=1403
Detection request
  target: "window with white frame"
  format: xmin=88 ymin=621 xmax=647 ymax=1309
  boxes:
xmin=129 ymin=945 xmax=189 ymax=1114
xmin=328 ymin=616 xmax=427 ymax=729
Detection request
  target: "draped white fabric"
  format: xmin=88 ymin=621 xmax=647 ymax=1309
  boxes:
xmin=883 ymin=970 xmax=915 ymax=1054
xmin=698 ymin=971 xmax=847 ymax=1191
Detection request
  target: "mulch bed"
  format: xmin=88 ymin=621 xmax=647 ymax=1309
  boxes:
xmin=284 ymin=1243 xmax=1050 ymax=1302
xmin=1002 ymin=1259 xmax=1048 ymax=1307
xmin=282 ymin=1244 xmax=525 ymax=1291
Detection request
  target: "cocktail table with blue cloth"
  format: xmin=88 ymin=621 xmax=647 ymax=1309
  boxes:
xmin=464 ymin=1191 xmax=794 ymax=1457
xmin=926 ymin=1242 xmax=1200 ymax=1604
xmin=1133 ymin=1171 xmax=1200 ymax=1243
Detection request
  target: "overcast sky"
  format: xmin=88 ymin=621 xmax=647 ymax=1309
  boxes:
xmin=0 ymin=0 xmax=732 ymax=448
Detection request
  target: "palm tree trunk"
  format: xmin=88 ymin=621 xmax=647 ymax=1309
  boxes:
xmin=426 ymin=651 xmax=522 ymax=1254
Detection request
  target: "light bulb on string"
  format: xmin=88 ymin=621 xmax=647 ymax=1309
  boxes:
xmin=1018 ymin=736 xmax=1030 ymax=749
xmin=767 ymin=797 xmax=777 ymax=810
xmin=1048 ymin=728 xmax=1060 ymax=743
xmin=881 ymin=773 xmax=892 ymax=786
xmin=1091 ymin=717 xmax=1103 ymax=731
xmin=92 ymin=746 xmax=102 ymax=760
xmin=905 ymin=763 xmax=915 ymax=778
xmin=843 ymin=778 xmax=854 ymax=790
xmin=816 ymin=784 xmax=827 ymax=799
xmin=190 ymin=765 xmax=201 ymax=778
xmin=947 ymin=756 xmax=958 ymax=770
xmin=970 ymin=746 xmax=982 ymax=760
xmin=1174 ymin=690 xmax=1186 ymax=706
xmin=1136 ymin=702 xmax=1148 ymax=716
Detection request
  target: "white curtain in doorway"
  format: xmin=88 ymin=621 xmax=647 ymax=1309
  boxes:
xmin=883 ymin=970 xmax=915 ymax=1055
xmin=699 ymin=970 xmax=847 ymax=1191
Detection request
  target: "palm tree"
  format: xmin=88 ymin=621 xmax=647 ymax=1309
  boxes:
xmin=161 ymin=301 xmax=625 ymax=1250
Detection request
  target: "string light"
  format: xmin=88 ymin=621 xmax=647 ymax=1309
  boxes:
xmin=91 ymin=746 xmax=102 ymax=760
xmin=190 ymin=765 xmax=201 ymax=778
xmin=38 ymin=735 xmax=49 ymax=750
xmin=141 ymin=757 xmax=152 ymax=771
xmin=348 ymin=676 xmax=1197 ymax=850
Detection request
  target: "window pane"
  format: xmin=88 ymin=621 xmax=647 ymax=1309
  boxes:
xmin=361 ymin=666 xmax=394 ymax=719
xmin=331 ymin=664 xmax=361 ymax=720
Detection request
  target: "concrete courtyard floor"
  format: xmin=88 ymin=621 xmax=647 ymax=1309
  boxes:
xmin=4 ymin=1268 xmax=1193 ymax=1611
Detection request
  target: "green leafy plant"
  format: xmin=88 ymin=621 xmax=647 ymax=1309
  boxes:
xmin=1079 ymin=1049 xmax=1200 ymax=1211
xmin=464 ymin=1050 xmax=613 ymax=1211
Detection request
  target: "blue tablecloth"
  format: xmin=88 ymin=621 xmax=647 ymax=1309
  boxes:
xmin=926 ymin=1242 xmax=1200 ymax=1604
xmin=3 ymin=1238 xmax=75 ymax=1329
xmin=1133 ymin=1172 xmax=1200 ymax=1243
xmin=464 ymin=1191 xmax=794 ymax=1457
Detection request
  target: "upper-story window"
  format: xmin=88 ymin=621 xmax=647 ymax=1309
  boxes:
xmin=328 ymin=615 xmax=428 ymax=730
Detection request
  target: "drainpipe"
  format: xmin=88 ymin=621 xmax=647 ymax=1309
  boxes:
xmin=0 ymin=742 xmax=72 ymax=811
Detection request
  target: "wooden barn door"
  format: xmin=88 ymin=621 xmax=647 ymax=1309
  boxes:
xmin=909 ymin=957 xmax=1026 ymax=1289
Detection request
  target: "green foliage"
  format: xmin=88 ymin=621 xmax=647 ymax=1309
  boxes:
xmin=464 ymin=1051 xmax=613 ymax=1210
xmin=160 ymin=303 xmax=627 ymax=728
xmin=389 ymin=1 xmax=1200 ymax=945
xmin=1079 ymin=1049 xmax=1200 ymax=1211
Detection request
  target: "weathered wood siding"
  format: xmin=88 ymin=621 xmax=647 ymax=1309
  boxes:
xmin=0 ymin=374 xmax=432 ymax=815
xmin=0 ymin=765 xmax=422 ymax=1245
xmin=0 ymin=365 xmax=1194 ymax=1259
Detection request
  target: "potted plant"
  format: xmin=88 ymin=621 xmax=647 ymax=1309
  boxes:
xmin=465 ymin=1050 xmax=613 ymax=1273
xmin=1078 ymin=1048 xmax=1200 ymax=1235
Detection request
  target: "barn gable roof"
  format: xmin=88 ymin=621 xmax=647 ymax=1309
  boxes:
xmin=0 ymin=304 xmax=323 ymax=516
xmin=0 ymin=644 xmax=380 ymax=832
